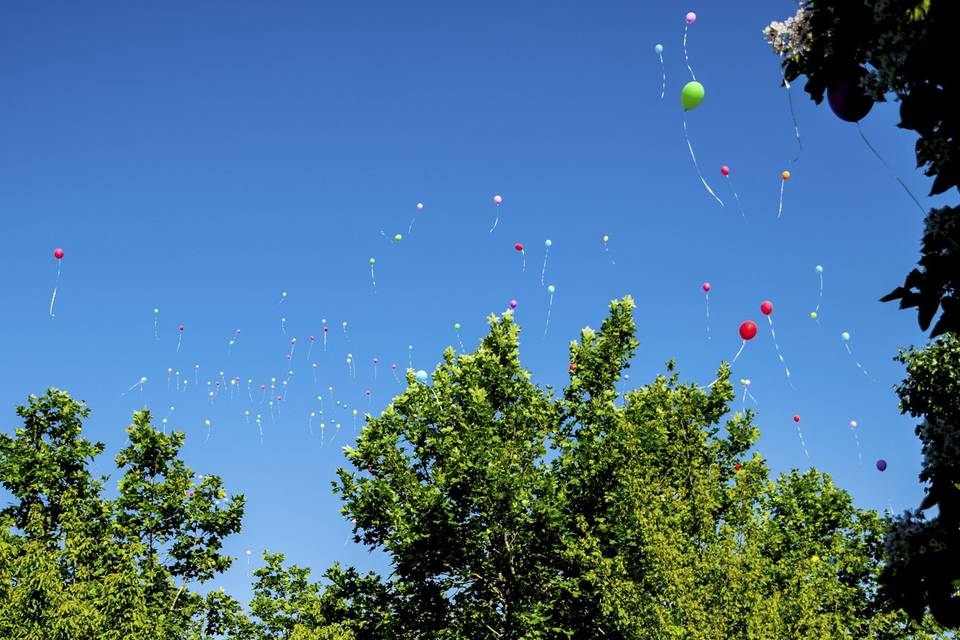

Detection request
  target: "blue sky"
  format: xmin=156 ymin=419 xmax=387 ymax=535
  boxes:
xmin=1 ymin=1 xmax=954 ymax=599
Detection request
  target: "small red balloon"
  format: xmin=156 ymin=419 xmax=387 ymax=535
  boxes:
xmin=53 ymin=248 xmax=64 ymax=260
xmin=734 ymin=463 xmax=742 ymax=472
xmin=793 ymin=415 xmax=800 ymax=423
xmin=514 ymin=243 xmax=524 ymax=251
xmin=702 ymin=282 xmax=711 ymax=293
xmin=720 ymin=166 xmax=730 ymax=177
xmin=739 ymin=321 xmax=758 ymax=341
xmin=179 ymin=325 xmax=185 ymax=332
xmin=760 ymin=300 xmax=774 ymax=315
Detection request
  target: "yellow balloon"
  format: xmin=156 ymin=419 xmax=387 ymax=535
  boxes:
xmin=809 ymin=311 xmax=818 ymax=319
xmin=602 ymin=235 xmax=609 ymax=243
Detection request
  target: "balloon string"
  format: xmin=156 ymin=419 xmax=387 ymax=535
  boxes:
xmin=795 ymin=424 xmax=810 ymax=459
xmin=766 ymin=316 xmax=792 ymax=384
xmin=49 ymin=262 xmax=61 ymax=319
xmin=658 ymin=52 xmax=666 ymax=99
xmin=682 ymin=118 xmax=725 ymax=207
xmin=852 ymin=429 xmax=862 ymax=466
xmin=408 ymin=217 xmax=416 ymax=235
xmin=490 ymin=207 xmax=500 ymax=233
xmin=777 ymin=179 xmax=786 ymax=219
xmin=370 ymin=265 xmax=377 ymax=291
xmin=731 ymin=340 xmax=746 ymax=364
xmin=857 ymin=121 xmax=926 ymax=215
xmin=704 ymin=292 xmax=711 ymax=341
xmin=815 ymin=271 xmax=823 ymax=314
xmin=176 ymin=333 xmax=183 ymax=353
xmin=683 ymin=24 xmax=695 ymax=81
xmin=545 ymin=295 xmax=554 ymax=335
xmin=540 ymin=248 xmax=549 ymax=285
xmin=844 ymin=343 xmax=877 ymax=382
xmin=725 ymin=175 xmax=746 ymax=218
xmin=521 ymin=250 xmax=526 ymax=272
xmin=784 ymin=75 xmax=802 ymax=162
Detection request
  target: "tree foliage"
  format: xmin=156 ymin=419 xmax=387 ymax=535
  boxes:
xmin=765 ymin=0 xmax=959 ymax=337
xmin=0 ymin=389 xmax=245 ymax=639
xmin=882 ymin=334 xmax=960 ymax=627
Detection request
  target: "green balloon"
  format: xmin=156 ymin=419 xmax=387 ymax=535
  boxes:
xmin=681 ymin=81 xmax=705 ymax=111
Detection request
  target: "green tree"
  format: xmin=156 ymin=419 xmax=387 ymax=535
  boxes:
xmin=764 ymin=0 xmax=958 ymax=337
xmin=0 ymin=389 xmax=245 ymax=639
xmin=280 ymin=297 xmax=942 ymax=638
xmin=882 ymin=334 xmax=960 ymax=627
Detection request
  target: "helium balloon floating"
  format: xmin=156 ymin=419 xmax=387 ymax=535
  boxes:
xmin=369 ymin=257 xmax=377 ymax=291
xmin=453 ymin=322 xmax=465 ymax=352
xmin=681 ymin=84 xmax=724 ymax=207
xmin=409 ymin=202 xmax=424 ymax=235
xmin=654 ymin=43 xmax=666 ymax=99
xmin=490 ymin=195 xmax=503 ymax=232
xmin=415 ymin=369 xmax=428 ymax=383
xmin=840 ymin=331 xmax=876 ymax=381
xmin=792 ymin=414 xmax=809 ymax=458
xmin=739 ymin=378 xmax=758 ymax=407
xmin=827 ymin=67 xmax=873 ymax=123
xmin=733 ymin=321 xmax=758 ymax=364
xmin=850 ymin=420 xmax=862 ymax=465
xmin=152 ymin=308 xmax=160 ymax=339
xmin=720 ymin=165 xmax=746 ymax=218
xmin=702 ymin=282 xmax=711 ymax=341
xmin=49 ymin=247 xmax=64 ymax=318
xmin=541 ymin=239 xmax=552 ymax=285
xmin=602 ymin=235 xmax=616 ymax=265
xmin=760 ymin=300 xmax=792 ymax=383
xmin=177 ymin=325 xmax=185 ymax=353
xmin=810 ymin=265 xmax=824 ymax=322
xmin=279 ymin=291 xmax=288 ymax=304
xmin=683 ymin=12 xmax=697 ymax=80
xmin=876 ymin=459 xmax=887 ymax=472
xmin=510 ymin=299 xmax=518 ymax=310
xmin=545 ymin=284 xmax=556 ymax=335
xmin=778 ymin=171 xmax=791 ymax=219
xmin=514 ymin=242 xmax=526 ymax=272
xmin=394 ymin=233 xmax=402 ymax=242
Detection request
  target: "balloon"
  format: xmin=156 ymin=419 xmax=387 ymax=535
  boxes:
xmin=602 ymin=235 xmax=609 ymax=243
xmin=739 ymin=321 xmax=758 ymax=341
xmin=53 ymin=248 xmax=64 ymax=259
xmin=828 ymin=67 xmax=874 ymax=123
xmin=702 ymin=282 xmax=711 ymax=292
xmin=876 ymin=459 xmax=887 ymax=472
xmin=760 ymin=300 xmax=774 ymax=315
xmin=369 ymin=257 xmax=376 ymax=265
xmin=781 ymin=171 xmax=791 ymax=181
xmin=514 ymin=243 xmax=524 ymax=251
xmin=454 ymin=322 xmax=461 ymax=330
xmin=547 ymin=285 xmax=556 ymax=294
xmin=179 ymin=325 xmax=185 ymax=332
xmin=394 ymin=233 xmax=403 ymax=242
xmin=815 ymin=265 xmax=823 ymax=274
xmin=654 ymin=43 xmax=663 ymax=54
xmin=810 ymin=312 xmax=818 ymax=319
xmin=493 ymin=195 xmax=502 ymax=205
xmin=681 ymin=81 xmax=705 ymax=111
xmin=510 ymin=299 xmax=518 ymax=309
xmin=416 ymin=202 xmax=424 ymax=210
xmin=850 ymin=420 xmax=858 ymax=428
xmin=685 ymin=11 xmax=696 ymax=24
xmin=720 ymin=166 xmax=730 ymax=176
xmin=793 ymin=415 xmax=800 ymax=423
xmin=841 ymin=331 xmax=851 ymax=342
xmin=415 ymin=370 xmax=428 ymax=383
xmin=545 ymin=239 xmax=552 ymax=248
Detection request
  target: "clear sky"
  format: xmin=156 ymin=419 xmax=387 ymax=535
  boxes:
xmin=1 ymin=1 xmax=954 ymax=600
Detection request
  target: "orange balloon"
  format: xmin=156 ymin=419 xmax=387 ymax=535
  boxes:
xmin=781 ymin=170 xmax=791 ymax=181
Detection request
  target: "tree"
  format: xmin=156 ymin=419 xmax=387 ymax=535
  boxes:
xmin=291 ymin=297 xmax=944 ymax=638
xmin=0 ymin=389 xmax=245 ymax=639
xmin=882 ymin=334 xmax=960 ymax=627
xmin=764 ymin=0 xmax=959 ymax=337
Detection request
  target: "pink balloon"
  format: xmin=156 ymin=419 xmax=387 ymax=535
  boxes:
xmin=509 ymin=299 xmax=518 ymax=309
xmin=494 ymin=195 xmax=503 ymax=205
xmin=702 ymin=282 xmax=711 ymax=292
xmin=685 ymin=11 xmax=696 ymax=24
xmin=720 ymin=166 xmax=730 ymax=177
xmin=850 ymin=420 xmax=858 ymax=428
xmin=53 ymin=247 xmax=64 ymax=260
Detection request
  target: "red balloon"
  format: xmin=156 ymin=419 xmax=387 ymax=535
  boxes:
xmin=739 ymin=321 xmax=758 ymax=341
xmin=793 ymin=415 xmax=800 ymax=423
xmin=720 ymin=166 xmax=730 ymax=177
xmin=702 ymin=282 xmax=711 ymax=293
xmin=178 ymin=325 xmax=185 ymax=332
xmin=760 ymin=300 xmax=774 ymax=315
xmin=514 ymin=243 xmax=524 ymax=251
xmin=53 ymin=248 xmax=64 ymax=260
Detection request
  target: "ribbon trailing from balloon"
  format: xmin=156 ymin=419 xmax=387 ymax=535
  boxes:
xmin=740 ymin=378 xmax=758 ymax=409
xmin=541 ymin=239 xmax=552 ymax=285
xmin=369 ymin=257 xmax=377 ymax=291
xmin=720 ymin=166 xmax=745 ymax=218
xmin=682 ymin=112 xmax=724 ymax=207
xmin=682 ymin=12 xmax=696 ymax=81
xmin=761 ymin=300 xmax=792 ymax=385
xmin=841 ymin=331 xmax=876 ymax=381
xmin=777 ymin=171 xmax=790 ymax=219
xmin=702 ymin=282 xmax=711 ymax=341
xmin=490 ymin=195 xmax=503 ymax=232
xmin=602 ymin=235 xmax=615 ymax=265
xmin=783 ymin=74 xmax=802 ymax=162
xmin=792 ymin=415 xmax=809 ymax=459
xmin=545 ymin=285 xmax=556 ymax=335
xmin=50 ymin=248 xmax=64 ymax=319
xmin=850 ymin=420 xmax=862 ymax=466
xmin=655 ymin=44 xmax=665 ymax=99
xmin=409 ymin=202 xmax=423 ymax=235
xmin=515 ymin=243 xmax=526 ymax=272
xmin=856 ymin=122 xmax=926 ymax=215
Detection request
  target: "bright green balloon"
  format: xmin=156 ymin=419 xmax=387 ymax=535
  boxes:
xmin=681 ymin=81 xmax=705 ymax=111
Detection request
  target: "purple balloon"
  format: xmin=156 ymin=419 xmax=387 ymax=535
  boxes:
xmin=827 ymin=68 xmax=874 ymax=123
xmin=876 ymin=459 xmax=887 ymax=472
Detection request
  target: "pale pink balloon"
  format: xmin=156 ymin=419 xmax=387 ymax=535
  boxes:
xmin=509 ymin=299 xmax=518 ymax=309
xmin=685 ymin=11 xmax=696 ymax=24
xmin=494 ymin=195 xmax=503 ymax=205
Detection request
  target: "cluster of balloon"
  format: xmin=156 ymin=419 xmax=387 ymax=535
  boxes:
xmin=49 ymin=247 xmax=64 ymax=319
xmin=681 ymin=80 xmax=724 ymax=207
xmin=682 ymin=12 xmax=696 ymax=80
xmin=701 ymin=282 xmax=711 ymax=341
xmin=810 ymin=265 xmax=824 ymax=323
xmin=545 ymin=285 xmax=556 ymax=335
xmin=490 ymin=194 xmax=503 ymax=232
xmin=602 ymin=235 xmax=615 ymax=265
xmin=841 ymin=331 xmax=875 ymax=381
xmin=720 ymin=166 xmax=746 ymax=218
xmin=850 ymin=420 xmax=862 ymax=465
xmin=760 ymin=300 xmax=792 ymax=383
xmin=777 ymin=171 xmax=791 ymax=219
xmin=369 ymin=257 xmax=377 ymax=291
xmin=733 ymin=320 xmax=758 ymax=363
xmin=792 ymin=414 xmax=809 ymax=458
xmin=654 ymin=43 xmax=665 ymax=99
xmin=541 ymin=239 xmax=552 ymax=285
xmin=409 ymin=201 xmax=424 ymax=235
xmin=453 ymin=322 xmax=465 ymax=352
xmin=514 ymin=242 xmax=526 ymax=271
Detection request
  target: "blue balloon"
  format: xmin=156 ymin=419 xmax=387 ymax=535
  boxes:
xmin=545 ymin=239 xmax=552 ymax=248
xmin=841 ymin=332 xmax=851 ymax=342
xmin=655 ymin=44 xmax=663 ymax=54
xmin=415 ymin=370 xmax=428 ymax=383
xmin=815 ymin=265 xmax=823 ymax=273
